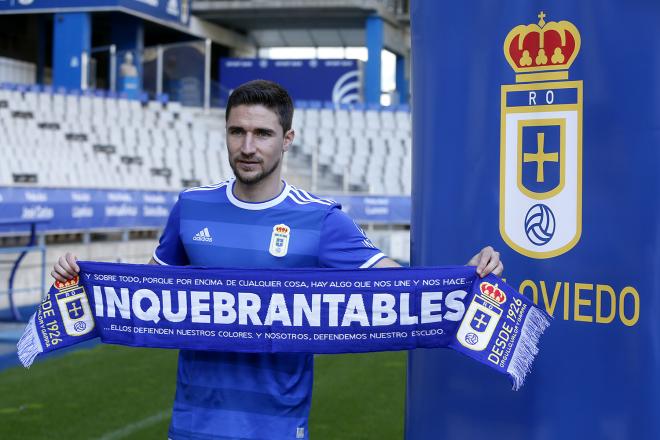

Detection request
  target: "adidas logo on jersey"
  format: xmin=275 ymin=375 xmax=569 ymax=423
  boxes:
xmin=193 ymin=227 xmax=212 ymax=242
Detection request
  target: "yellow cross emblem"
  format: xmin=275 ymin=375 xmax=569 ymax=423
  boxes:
xmin=523 ymin=132 xmax=559 ymax=183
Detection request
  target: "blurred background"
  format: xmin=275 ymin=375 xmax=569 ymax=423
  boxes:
xmin=0 ymin=1 xmax=411 ymax=439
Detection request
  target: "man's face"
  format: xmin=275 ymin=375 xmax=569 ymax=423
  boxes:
xmin=226 ymin=104 xmax=293 ymax=185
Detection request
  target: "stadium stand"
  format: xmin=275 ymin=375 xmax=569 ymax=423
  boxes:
xmin=0 ymin=85 xmax=411 ymax=195
xmin=0 ymin=85 xmax=229 ymax=190
xmin=293 ymin=102 xmax=411 ymax=194
xmin=0 ymin=57 xmax=35 ymax=85
xmin=0 ymin=86 xmax=412 ymax=315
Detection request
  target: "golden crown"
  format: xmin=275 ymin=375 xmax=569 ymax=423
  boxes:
xmin=503 ymin=11 xmax=581 ymax=82
xmin=480 ymin=281 xmax=507 ymax=305
xmin=54 ymin=276 xmax=80 ymax=291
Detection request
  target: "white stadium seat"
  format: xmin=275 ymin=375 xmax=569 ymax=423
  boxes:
xmin=2 ymin=87 xmax=411 ymax=194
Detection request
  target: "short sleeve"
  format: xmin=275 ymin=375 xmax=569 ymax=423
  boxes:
xmin=318 ymin=207 xmax=386 ymax=268
xmin=153 ymin=198 xmax=190 ymax=266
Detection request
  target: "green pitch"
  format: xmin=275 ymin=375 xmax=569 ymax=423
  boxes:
xmin=0 ymin=345 xmax=405 ymax=439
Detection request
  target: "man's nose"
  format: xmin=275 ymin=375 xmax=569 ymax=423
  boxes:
xmin=241 ymin=132 xmax=257 ymax=155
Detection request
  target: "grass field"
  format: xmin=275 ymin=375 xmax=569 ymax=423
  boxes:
xmin=0 ymin=345 xmax=406 ymax=439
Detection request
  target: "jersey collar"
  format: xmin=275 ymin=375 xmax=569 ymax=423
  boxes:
xmin=226 ymin=178 xmax=290 ymax=210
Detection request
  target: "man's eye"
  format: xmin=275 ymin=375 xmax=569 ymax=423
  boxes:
xmin=255 ymin=131 xmax=271 ymax=137
xmin=229 ymin=129 xmax=244 ymax=135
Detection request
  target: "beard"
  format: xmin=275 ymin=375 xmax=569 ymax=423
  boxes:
xmin=230 ymin=154 xmax=281 ymax=185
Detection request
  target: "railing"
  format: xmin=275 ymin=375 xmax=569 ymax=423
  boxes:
xmin=78 ymin=38 xmax=214 ymax=109
xmin=0 ymin=219 xmax=48 ymax=321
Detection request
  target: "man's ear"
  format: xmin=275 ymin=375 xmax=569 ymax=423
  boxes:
xmin=283 ymin=129 xmax=295 ymax=152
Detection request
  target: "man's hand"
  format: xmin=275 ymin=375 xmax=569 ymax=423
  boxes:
xmin=467 ymin=246 xmax=503 ymax=278
xmin=51 ymin=252 xmax=80 ymax=282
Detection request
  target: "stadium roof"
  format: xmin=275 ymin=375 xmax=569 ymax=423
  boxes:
xmin=192 ymin=0 xmax=409 ymax=51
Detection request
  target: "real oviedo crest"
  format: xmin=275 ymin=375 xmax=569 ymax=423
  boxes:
xmin=457 ymin=282 xmax=507 ymax=351
xmin=54 ymin=277 xmax=95 ymax=337
xmin=269 ymin=224 xmax=291 ymax=258
xmin=500 ymin=12 xmax=582 ymax=259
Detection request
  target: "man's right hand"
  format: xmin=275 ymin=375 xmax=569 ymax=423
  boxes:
xmin=51 ymin=252 xmax=80 ymax=282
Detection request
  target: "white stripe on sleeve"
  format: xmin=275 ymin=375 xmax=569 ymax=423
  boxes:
xmin=359 ymin=252 xmax=386 ymax=268
xmin=152 ymin=251 xmax=169 ymax=266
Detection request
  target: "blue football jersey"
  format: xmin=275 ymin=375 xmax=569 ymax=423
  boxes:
xmin=154 ymin=179 xmax=385 ymax=440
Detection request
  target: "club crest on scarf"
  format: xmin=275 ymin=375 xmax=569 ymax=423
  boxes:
xmin=54 ymin=276 xmax=95 ymax=337
xmin=457 ymin=282 xmax=506 ymax=351
xmin=500 ymin=11 xmax=583 ymax=259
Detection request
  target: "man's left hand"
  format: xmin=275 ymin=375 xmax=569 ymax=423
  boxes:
xmin=467 ymin=246 xmax=504 ymax=278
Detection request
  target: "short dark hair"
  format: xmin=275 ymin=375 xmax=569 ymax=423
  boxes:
xmin=225 ymin=80 xmax=294 ymax=133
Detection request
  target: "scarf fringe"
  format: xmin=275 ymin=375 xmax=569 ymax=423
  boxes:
xmin=17 ymin=314 xmax=43 ymax=368
xmin=507 ymin=307 xmax=551 ymax=390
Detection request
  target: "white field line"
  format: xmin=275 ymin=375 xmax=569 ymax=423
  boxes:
xmin=94 ymin=409 xmax=170 ymax=440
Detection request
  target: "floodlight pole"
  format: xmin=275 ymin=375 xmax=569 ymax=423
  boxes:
xmin=156 ymin=45 xmax=164 ymax=96
xmin=204 ymin=38 xmax=211 ymax=111
xmin=80 ymin=50 xmax=89 ymax=90
xmin=109 ymin=44 xmax=117 ymax=93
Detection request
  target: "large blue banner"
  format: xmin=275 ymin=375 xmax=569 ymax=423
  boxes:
xmin=0 ymin=188 xmax=411 ymax=233
xmin=0 ymin=187 xmax=176 ymax=233
xmin=331 ymin=195 xmax=410 ymax=225
xmin=0 ymin=0 xmax=190 ymax=26
xmin=122 ymin=0 xmax=189 ymax=26
xmin=220 ymin=58 xmax=362 ymax=105
xmin=408 ymin=1 xmax=658 ymax=439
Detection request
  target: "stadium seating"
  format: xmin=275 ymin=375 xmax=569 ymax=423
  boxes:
xmin=292 ymin=102 xmax=411 ymax=194
xmin=0 ymin=85 xmax=411 ymax=195
xmin=0 ymin=56 xmax=35 ymax=85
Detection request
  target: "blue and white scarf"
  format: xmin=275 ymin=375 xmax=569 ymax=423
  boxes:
xmin=18 ymin=261 xmax=550 ymax=390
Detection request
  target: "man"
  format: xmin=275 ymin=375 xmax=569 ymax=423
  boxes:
xmin=52 ymin=80 xmax=503 ymax=439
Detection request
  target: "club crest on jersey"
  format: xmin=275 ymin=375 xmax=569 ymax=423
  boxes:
xmin=269 ymin=224 xmax=291 ymax=257
xmin=457 ymin=282 xmax=506 ymax=351
xmin=54 ymin=277 xmax=95 ymax=337
xmin=500 ymin=11 xmax=583 ymax=259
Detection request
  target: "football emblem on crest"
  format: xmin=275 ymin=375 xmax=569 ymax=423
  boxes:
xmin=269 ymin=224 xmax=291 ymax=257
xmin=500 ymin=11 xmax=583 ymax=259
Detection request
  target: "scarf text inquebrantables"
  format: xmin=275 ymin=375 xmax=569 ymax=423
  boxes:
xmin=18 ymin=261 xmax=551 ymax=390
